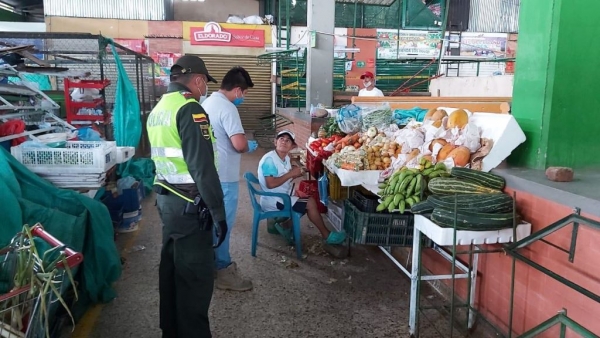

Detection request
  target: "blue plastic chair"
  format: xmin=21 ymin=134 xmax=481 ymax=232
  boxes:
xmin=244 ymin=172 xmax=303 ymax=259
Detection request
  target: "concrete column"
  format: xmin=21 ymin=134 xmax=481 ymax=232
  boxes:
xmin=305 ymin=0 xmax=335 ymax=112
xmin=510 ymin=0 xmax=600 ymax=169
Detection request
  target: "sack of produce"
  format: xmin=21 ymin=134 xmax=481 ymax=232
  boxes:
xmin=359 ymin=103 xmax=393 ymax=132
xmin=336 ymin=104 xmax=362 ymax=134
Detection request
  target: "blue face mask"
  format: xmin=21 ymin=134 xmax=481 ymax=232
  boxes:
xmin=233 ymin=97 xmax=244 ymax=106
xmin=233 ymin=89 xmax=245 ymax=106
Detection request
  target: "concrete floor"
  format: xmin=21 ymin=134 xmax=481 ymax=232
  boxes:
xmin=81 ymin=150 xmax=476 ymax=338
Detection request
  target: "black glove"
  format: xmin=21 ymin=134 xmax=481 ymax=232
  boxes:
xmin=213 ymin=220 xmax=228 ymax=248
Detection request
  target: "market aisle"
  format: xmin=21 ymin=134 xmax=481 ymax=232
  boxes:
xmin=83 ymin=150 xmax=451 ymax=338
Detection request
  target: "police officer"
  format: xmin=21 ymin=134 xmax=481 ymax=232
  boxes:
xmin=147 ymin=55 xmax=227 ymax=338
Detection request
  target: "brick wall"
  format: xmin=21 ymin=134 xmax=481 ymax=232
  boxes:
xmin=147 ymin=21 xmax=183 ymax=54
xmin=421 ymin=189 xmax=600 ymax=336
xmin=276 ymin=111 xmax=313 ymax=149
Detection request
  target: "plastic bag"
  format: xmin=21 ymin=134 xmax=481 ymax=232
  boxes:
xmin=108 ymin=41 xmax=142 ymax=148
xmin=226 ymin=15 xmax=244 ymax=24
xmin=359 ymin=103 xmax=392 ymax=132
xmin=336 ymin=104 xmax=362 ymax=134
xmin=243 ymin=15 xmax=264 ymax=25
xmin=318 ymin=174 xmax=328 ymax=206
xmin=78 ymin=127 xmax=102 ymax=142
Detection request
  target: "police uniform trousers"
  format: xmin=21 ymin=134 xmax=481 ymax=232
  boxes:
xmin=156 ymin=193 xmax=214 ymax=338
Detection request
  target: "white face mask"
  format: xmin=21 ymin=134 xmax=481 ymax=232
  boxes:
xmin=197 ymin=78 xmax=209 ymax=103
xmin=364 ymin=81 xmax=372 ymax=88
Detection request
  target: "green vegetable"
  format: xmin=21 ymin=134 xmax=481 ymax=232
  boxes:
xmin=431 ymin=208 xmax=517 ymax=230
xmin=427 ymin=193 xmax=513 ymax=213
xmin=450 ymin=167 xmax=506 ymax=190
xmin=428 ymin=177 xmax=502 ymax=195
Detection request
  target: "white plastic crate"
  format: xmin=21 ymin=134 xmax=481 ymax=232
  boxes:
xmin=11 ymin=141 xmax=117 ymax=174
xmin=326 ymin=201 xmax=344 ymax=232
xmin=116 ymin=146 xmax=135 ymax=164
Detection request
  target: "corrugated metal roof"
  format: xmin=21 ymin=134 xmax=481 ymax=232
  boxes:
xmin=43 ymin=0 xmax=166 ymax=20
xmin=335 ymin=0 xmax=397 ymax=6
xmin=468 ymin=0 xmax=520 ymax=33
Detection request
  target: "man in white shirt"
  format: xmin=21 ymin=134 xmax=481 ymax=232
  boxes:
xmin=203 ymin=66 xmax=258 ymax=292
xmin=358 ymin=71 xmax=385 ymax=97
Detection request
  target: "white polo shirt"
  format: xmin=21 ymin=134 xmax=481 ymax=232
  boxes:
xmin=358 ymin=87 xmax=384 ymax=97
xmin=202 ymin=92 xmax=245 ymax=183
xmin=257 ymin=150 xmax=299 ymax=211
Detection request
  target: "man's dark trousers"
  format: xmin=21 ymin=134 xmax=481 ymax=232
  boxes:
xmin=157 ymin=193 xmax=214 ymax=338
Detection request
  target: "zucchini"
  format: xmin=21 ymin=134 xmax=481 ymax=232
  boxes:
xmin=430 ymin=207 xmax=516 ymax=230
xmin=411 ymin=200 xmax=434 ymax=214
xmin=427 ymin=193 xmax=513 ymax=213
xmin=428 ymin=177 xmax=502 ymax=195
xmin=450 ymin=167 xmax=506 ymax=190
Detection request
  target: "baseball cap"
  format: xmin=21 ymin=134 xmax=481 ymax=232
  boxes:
xmin=360 ymin=71 xmax=375 ymax=79
xmin=171 ymin=55 xmax=218 ymax=83
xmin=276 ymin=130 xmax=296 ymax=144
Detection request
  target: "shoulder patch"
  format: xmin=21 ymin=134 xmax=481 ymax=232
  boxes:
xmin=192 ymin=113 xmax=208 ymax=123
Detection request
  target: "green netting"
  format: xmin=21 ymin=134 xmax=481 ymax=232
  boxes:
xmin=375 ymin=59 xmax=438 ymax=92
xmin=288 ymin=0 xmax=441 ymax=29
xmin=0 ymin=148 xmax=122 ymax=319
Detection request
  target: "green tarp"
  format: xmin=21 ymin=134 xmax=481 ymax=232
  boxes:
xmin=0 ymin=147 xmax=122 ymax=315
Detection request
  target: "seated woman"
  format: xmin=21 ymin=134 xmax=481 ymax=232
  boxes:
xmin=257 ymin=130 xmax=346 ymax=249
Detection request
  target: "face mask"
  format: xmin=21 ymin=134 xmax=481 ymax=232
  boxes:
xmin=364 ymin=81 xmax=372 ymax=88
xmin=233 ymin=89 xmax=245 ymax=106
xmin=197 ymin=78 xmax=208 ymax=103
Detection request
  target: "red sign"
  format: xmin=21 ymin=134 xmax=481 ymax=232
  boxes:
xmin=113 ymin=39 xmax=147 ymax=55
xmin=190 ymin=22 xmax=265 ymax=48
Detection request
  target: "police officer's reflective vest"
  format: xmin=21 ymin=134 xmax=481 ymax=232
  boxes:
xmin=147 ymin=91 xmax=217 ymax=185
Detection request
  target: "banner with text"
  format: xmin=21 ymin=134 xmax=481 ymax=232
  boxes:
xmin=190 ymin=22 xmax=265 ymax=48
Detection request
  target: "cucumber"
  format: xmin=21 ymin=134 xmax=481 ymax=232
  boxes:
xmin=450 ymin=167 xmax=506 ymax=190
xmin=430 ymin=207 xmax=516 ymax=230
xmin=428 ymin=177 xmax=502 ymax=195
xmin=427 ymin=193 xmax=513 ymax=213
xmin=411 ymin=200 xmax=434 ymax=214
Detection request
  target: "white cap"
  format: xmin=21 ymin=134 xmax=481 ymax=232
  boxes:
xmin=276 ymin=130 xmax=296 ymax=144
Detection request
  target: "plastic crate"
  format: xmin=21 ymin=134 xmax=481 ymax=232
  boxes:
xmin=326 ymin=200 xmax=344 ymax=232
xmin=326 ymin=168 xmax=354 ymax=200
xmin=352 ymin=189 xmax=379 ymax=213
xmin=11 ymin=141 xmax=117 ymax=174
xmin=343 ymin=198 xmax=416 ymax=247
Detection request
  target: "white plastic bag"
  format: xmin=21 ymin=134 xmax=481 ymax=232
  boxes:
xmin=226 ymin=15 xmax=244 ymax=24
xmin=243 ymin=15 xmax=265 ymax=25
xmin=454 ymin=122 xmax=482 ymax=153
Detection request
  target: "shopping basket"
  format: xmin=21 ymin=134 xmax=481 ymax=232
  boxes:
xmin=0 ymin=224 xmax=83 ymax=338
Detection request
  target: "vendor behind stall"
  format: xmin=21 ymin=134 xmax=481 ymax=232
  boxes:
xmin=358 ymin=71 xmax=384 ymax=97
xmin=257 ymin=131 xmax=347 ymax=256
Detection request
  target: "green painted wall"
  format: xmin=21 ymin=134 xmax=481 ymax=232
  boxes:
xmin=545 ymin=0 xmax=600 ymax=167
xmin=510 ymin=0 xmax=600 ymax=169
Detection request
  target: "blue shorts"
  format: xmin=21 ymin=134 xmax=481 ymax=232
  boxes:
xmin=276 ymin=199 xmax=308 ymax=214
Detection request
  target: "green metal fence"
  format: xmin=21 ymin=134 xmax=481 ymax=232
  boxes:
xmin=375 ymin=59 xmax=438 ymax=93
xmin=287 ymin=0 xmax=441 ymax=30
xmin=278 ymin=57 xmax=347 ymax=108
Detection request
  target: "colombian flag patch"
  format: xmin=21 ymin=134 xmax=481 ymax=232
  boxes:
xmin=192 ymin=113 xmax=208 ymax=123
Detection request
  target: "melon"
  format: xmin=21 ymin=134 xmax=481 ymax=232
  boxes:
xmin=429 ymin=139 xmax=448 ymax=152
xmin=437 ymin=144 xmax=456 ymax=161
xmin=447 ymin=109 xmax=469 ymax=129
xmin=431 ymin=109 xmax=448 ymax=122
xmin=424 ymin=108 xmax=437 ymax=121
xmin=447 ymin=146 xmax=471 ymax=166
